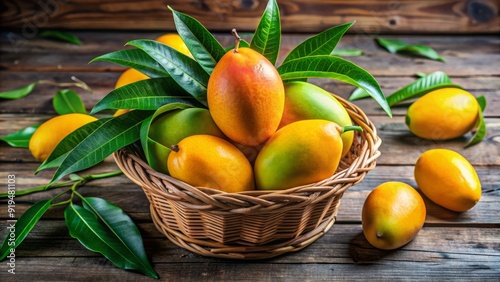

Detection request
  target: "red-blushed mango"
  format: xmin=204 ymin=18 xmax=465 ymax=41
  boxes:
xmin=280 ymin=81 xmax=354 ymax=157
xmin=207 ymin=47 xmax=284 ymax=146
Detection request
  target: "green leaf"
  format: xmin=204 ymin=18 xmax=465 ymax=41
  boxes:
xmin=250 ymin=0 xmax=281 ymax=65
xmin=169 ymin=6 xmax=226 ymax=74
xmin=90 ymin=49 xmax=170 ymax=78
xmin=81 ymin=197 xmax=157 ymax=278
xmin=40 ymin=30 xmax=82 ymax=45
xmin=282 ymin=22 xmax=354 ymax=64
xmin=376 ymin=37 xmax=445 ymax=62
xmin=53 ymin=89 xmax=88 ymax=115
xmin=46 ymin=110 xmax=153 ymax=184
xmin=0 ymin=124 xmax=40 ymax=148
xmin=386 ymin=71 xmax=461 ymax=106
xmin=91 ymin=77 xmax=203 ymax=114
xmin=348 ymin=87 xmax=370 ymax=101
xmin=399 ymin=44 xmax=446 ymax=62
xmin=477 ymin=95 xmax=487 ymax=112
xmin=127 ymin=39 xmax=209 ymax=106
xmin=465 ymin=96 xmax=487 ymax=148
xmin=65 ymin=203 xmax=157 ymax=278
xmin=376 ymin=38 xmax=407 ymax=53
xmin=278 ymin=55 xmax=391 ymax=117
xmin=0 ymin=83 xmax=36 ymax=99
xmin=140 ymin=103 xmax=193 ymax=174
xmin=331 ymin=48 xmax=364 ymax=57
xmin=0 ymin=200 xmax=51 ymax=260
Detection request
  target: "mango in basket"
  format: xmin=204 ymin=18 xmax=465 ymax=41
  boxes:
xmin=167 ymin=134 xmax=255 ymax=193
xmin=254 ymin=119 xmax=362 ymax=190
xmin=147 ymin=108 xmax=226 ymax=174
xmin=362 ymin=181 xmax=426 ymax=250
xmin=207 ymin=30 xmax=285 ymax=147
xmin=279 ymin=81 xmax=354 ymax=157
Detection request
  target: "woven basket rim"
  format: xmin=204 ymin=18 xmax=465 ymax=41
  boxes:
xmin=113 ymin=93 xmax=381 ymax=208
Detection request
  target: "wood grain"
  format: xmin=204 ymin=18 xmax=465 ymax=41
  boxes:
xmin=0 ymin=221 xmax=498 ymax=280
xmin=1 ymin=0 xmax=498 ymax=34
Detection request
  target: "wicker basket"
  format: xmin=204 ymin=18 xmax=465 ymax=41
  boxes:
xmin=113 ymin=94 xmax=381 ymax=259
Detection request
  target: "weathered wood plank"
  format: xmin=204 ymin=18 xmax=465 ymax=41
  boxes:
xmin=0 ymin=222 xmax=498 ymax=280
xmin=2 ymin=33 xmax=499 ymax=76
xmin=1 ymin=0 xmax=498 ymax=34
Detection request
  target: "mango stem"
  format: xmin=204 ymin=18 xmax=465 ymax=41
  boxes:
xmin=232 ymin=28 xmax=242 ymax=53
xmin=170 ymin=144 xmax=180 ymax=152
xmin=341 ymin=125 xmax=363 ymax=134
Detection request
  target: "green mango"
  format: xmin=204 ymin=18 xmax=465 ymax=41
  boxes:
xmin=147 ymin=108 xmax=225 ymax=174
xmin=280 ymin=81 xmax=354 ymax=157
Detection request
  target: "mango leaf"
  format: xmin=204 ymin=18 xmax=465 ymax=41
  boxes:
xmin=282 ymin=22 xmax=354 ymax=64
xmin=80 ymin=197 xmax=157 ymax=278
xmin=0 ymin=124 xmax=40 ymax=148
xmin=140 ymin=103 xmax=193 ymax=174
xmin=250 ymin=0 xmax=281 ymax=65
xmin=278 ymin=55 xmax=391 ymax=117
xmin=348 ymin=87 xmax=370 ymax=101
xmin=376 ymin=38 xmax=407 ymax=53
xmin=37 ymin=118 xmax=110 ymax=172
xmin=0 ymin=200 xmax=51 ymax=260
xmin=0 ymin=82 xmax=36 ymax=99
xmin=331 ymin=49 xmax=364 ymax=57
xmin=169 ymin=6 xmax=226 ymax=75
xmin=91 ymin=77 xmax=203 ymax=114
xmin=65 ymin=203 xmax=157 ymax=278
xmin=465 ymin=96 xmax=487 ymax=148
xmin=53 ymin=89 xmax=87 ymax=114
xmin=90 ymin=49 xmax=169 ymax=78
xmin=127 ymin=39 xmax=209 ymax=106
xmin=477 ymin=95 xmax=487 ymax=112
xmin=45 ymin=110 xmax=153 ymax=184
xmin=40 ymin=30 xmax=82 ymax=45
xmin=386 ymin=71 xmax=461 ymax=106
xmin=376 ymin=37 xmax=445 ymax=62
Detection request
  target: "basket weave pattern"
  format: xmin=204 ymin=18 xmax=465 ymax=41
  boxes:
xmin=113 ymin=95 xmax=381 ymax=259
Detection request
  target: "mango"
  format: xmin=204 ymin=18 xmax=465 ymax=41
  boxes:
xmin=167 ymin=135 xmax=255 ymax=193
xmin=362 ymin=182 xmax=426 ymax=250
xmin=406 ymin=88 xmax=479 ymax=140
xmin=414 ymin=149 xmax=481 ymax=212
xmin=280 ymin=81 xmax=354 ymax=157
xmin=207 ymin=38 xmax=284 ymax=146
xmin=147 ymin=108 xmax=225 ymax=174
xmin=254 ymin=119 xmax=360 ymax=190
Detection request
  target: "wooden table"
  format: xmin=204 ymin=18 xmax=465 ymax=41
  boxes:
xmin=1 ymin=31 xmax=499 ymax=281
